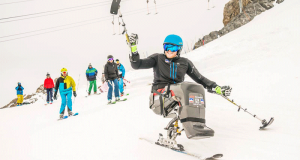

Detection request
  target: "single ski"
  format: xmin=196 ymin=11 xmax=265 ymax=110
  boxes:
xmin=139 ymin=138 xmax=223 ymax=160
xmin=259 ymin=117 xmax=274 ymax=130
xmin=85 ymin=93 xmax=101 ymax=97
xmin=57 ymin=116 xmax=68 ymax=121
xmin=108 ymin=101 xmax=116 ymax=105
xmin=116 ymin=98 xmax=127 ymax=102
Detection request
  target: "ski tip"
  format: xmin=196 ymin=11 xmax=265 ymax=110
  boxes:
xmin=259 ymin=117 xmax=274 ymax=130
xmin=213 ymin=154 xmax=223 ymax=158
xmin=63 ymin=116 xmax=68 ymax=119
xmin=74 ymin=113 xmax=79 ymax=116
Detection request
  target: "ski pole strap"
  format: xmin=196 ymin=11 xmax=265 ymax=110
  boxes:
xmin=165 ymin=83 xmax=171 ymax=98
xmin=180 ymin=117 xmax=206 ymax=123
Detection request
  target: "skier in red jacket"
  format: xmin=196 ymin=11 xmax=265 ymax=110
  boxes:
xmin=44 ymin=72 xmax=55 ymax=104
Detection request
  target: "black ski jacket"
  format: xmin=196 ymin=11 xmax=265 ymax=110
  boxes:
xmin=104 ymin=62 xmax=119 ymax=81
xmin=131 ymin=53 xmax=217 ymax=90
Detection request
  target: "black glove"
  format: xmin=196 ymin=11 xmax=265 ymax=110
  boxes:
xmin=54 ymin=92 xmax=57 ymax=100
xmin=73 ymin=91 xmax=77 ymax=97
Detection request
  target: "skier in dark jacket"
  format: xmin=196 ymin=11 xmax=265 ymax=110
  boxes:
xmin=127 ymin=33 xmax=232 ymax=150
xmin=104 ymin=55 xmax=120 ymax=103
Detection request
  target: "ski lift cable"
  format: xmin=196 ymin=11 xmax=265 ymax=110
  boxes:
xmin=0 ymin=0 xmax=33 ymax=6
xmin=0 ymin=0 xmax=195 ymax=43
xmin=0 ymin=0 xmax=131 ymax=24
xmin=0 ymin=0 xmax=131 ymax=21
xmin=0 ymin=0 xmax=192 ymax=39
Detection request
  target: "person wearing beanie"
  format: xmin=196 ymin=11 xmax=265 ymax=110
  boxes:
xmin=104 ymin=55 xmax=120 ymax=104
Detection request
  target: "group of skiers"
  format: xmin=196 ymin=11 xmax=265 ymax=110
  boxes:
xmin=15 ymin=59 xmax=126 ymax=118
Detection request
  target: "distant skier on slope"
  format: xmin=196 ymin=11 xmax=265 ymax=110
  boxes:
xmin=15 ymin=82 xmax=24 ymax=106
xmin=86 ymin=63 xmax=98 ymax=96
xmin=44 ymin=72 xmax=54 ymax=104
xmin=116 ymin=59 xmax=126 ymax=96
xmin=54 ymin=68 xmax=77 ymax=119
xmin=104 ymin=55 xmax=120 ymax=104
xmin=127 ymin=33 xmax=232 ymax=150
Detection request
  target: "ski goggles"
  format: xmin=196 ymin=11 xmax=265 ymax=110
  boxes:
xmin=163 ymin=44 xmax=182 ymax=52
xmin=61 ymin=71 xmax=68 ymax=75
xmin=108 ymin=58 xmax=113 ymax=61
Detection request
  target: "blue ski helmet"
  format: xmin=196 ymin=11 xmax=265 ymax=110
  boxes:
xmin=163 ymin=34 xmax=183 ymax=55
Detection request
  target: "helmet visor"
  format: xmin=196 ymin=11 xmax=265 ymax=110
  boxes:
xmin=164 ymin=44 xmax=181 ymax=52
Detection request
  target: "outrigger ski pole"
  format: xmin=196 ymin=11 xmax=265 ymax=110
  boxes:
xmin=220 ymin=94 xmax=274 ymax=130
xmin=118 ymin=9 xmax=131 ymax=48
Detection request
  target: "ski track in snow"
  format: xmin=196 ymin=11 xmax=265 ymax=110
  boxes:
xmin=1 ymin=0 xmax=300 ymax=160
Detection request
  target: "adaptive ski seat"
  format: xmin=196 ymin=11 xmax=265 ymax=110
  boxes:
xmin=149 ymin=82 xmax=214 ymax=139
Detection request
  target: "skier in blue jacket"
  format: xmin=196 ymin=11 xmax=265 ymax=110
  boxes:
xmin=116 ymin=59 xmax=126 ymax=96
xmin=15 ymin=82 xmax=24 ymax=106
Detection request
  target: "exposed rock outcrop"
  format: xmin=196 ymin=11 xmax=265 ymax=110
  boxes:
xmin=194 ymin=0 xmax=280 ymax=50
xmin=223 ymin=0 xmax=251 ymax=26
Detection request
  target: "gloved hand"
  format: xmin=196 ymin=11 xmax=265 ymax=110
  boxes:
xmin=129 ymin=33 xmax=138 ymax=44
xmin=128 ymin=33 xmax=138 ymax=54
xmin=209 ymin=85 xmax=232 ymax=96
xmin=221 ymin=86 xmax=232 ymax=96
xmin=54 ymin=92 xmax=57 ymax=100
xmin=73 ymin=91 xmax=77 ymax=97
xmin=118 ymin=78 xmax=120 ymax=81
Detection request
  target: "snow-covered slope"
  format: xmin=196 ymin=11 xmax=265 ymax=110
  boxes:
xmin=1 ymin=0 xmax=300 ymax=160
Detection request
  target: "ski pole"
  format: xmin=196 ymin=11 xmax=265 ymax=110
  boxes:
xmin=154 ymin=0 xmax=158 ymax=14
xmin=220 ymin=94 xmax=274 ymax=129
xmin=118 ymin=8 xmax=131 ymax=48
xmin=74 ymin=74 xmax=80 ymax=104
xmin=112 ymin=15 xmax=115 ymax=35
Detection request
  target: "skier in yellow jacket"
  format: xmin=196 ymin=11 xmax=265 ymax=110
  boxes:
xmin=54 ymin=68 xmax=77 ymax=119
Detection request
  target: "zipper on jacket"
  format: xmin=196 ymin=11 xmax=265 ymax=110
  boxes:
xmin=170 ymin=63 xmax=172 ymax=78
xmin=175 ymin=64 xmax=177 ymax=78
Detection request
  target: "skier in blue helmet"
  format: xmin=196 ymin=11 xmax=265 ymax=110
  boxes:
xmin=127 ymin=33 xmax=232 ymax=151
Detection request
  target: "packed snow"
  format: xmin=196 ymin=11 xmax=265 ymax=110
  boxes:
xmin=1 ymin=0 xmax=300 ymax=160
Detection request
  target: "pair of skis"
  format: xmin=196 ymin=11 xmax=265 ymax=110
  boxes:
xmin=139 ymin=137 xmax=223 ymax=160
xmin=108 ymin=98 xmax=127 ymax=105
xmin=58 ymin=112 xmax=79 ymax=121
